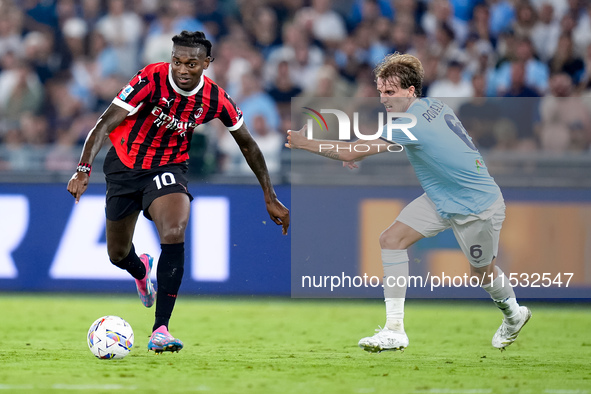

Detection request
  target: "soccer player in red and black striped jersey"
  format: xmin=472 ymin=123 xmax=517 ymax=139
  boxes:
xmin=67 ymin=31 xmax=290 ymax=354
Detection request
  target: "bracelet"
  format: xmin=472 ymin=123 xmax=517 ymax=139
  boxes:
xmin=76 ymin=162 xmax=92 ymax=175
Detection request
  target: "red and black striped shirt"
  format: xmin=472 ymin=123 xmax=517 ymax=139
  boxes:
xmin=111 ymin=62 xmax=243 ymax=169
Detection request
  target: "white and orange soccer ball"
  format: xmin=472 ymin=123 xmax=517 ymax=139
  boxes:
xmin=87 ymin=315 xmax=134 ymax=359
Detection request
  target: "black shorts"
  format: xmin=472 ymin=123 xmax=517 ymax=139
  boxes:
xmin=103 ymin=147 xmax=193 ymax=221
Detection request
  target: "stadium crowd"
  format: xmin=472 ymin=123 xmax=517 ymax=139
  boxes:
xmin=0 ymin=0 xmax=590 ymax=175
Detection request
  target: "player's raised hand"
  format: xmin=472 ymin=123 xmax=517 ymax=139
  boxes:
xmin=284 ymin=124 xmax=308 ymax=150
xmin=67 ymin=172 xmax=89 ymax=204
xmin=343 ymin=161 xmax=359 ymax=170
xmin=266 ymin=198 xmax=290 ymax=235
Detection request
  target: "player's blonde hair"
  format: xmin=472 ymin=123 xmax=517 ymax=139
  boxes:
xmin=374 ymin=53 xmax=424 ymax=97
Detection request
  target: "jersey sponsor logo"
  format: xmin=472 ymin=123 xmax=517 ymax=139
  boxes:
xmin=118 ymin=85 xmax=134 ymax=100
xmin=151 ymin=106 xmax=196 ymax=137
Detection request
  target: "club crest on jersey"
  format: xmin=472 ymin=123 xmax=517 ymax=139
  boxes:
xmin=118 ymin=85 xmax=134 ymax=100
xmin=195 ymin=107 xmax=204 ymax=119
xmin=151 ymin=106 xmax=196 ymax=137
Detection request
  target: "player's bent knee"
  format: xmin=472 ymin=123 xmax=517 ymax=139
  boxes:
xmin=159 ymin=224 xmax=187 ymax=244
xmin=470 ymin=261 xmax=497 ymax=282
xmin=379 ymin=230 xmax=404 ymax=250
xmin=107 ymin=245 xmax=131 ymax=264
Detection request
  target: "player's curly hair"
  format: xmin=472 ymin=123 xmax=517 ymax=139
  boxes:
xmin=172 ymin=31 xmax=214 ymax=60
xmin=374 ymin=53 xmax=424 ymax=97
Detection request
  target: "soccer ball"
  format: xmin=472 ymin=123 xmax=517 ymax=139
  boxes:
xmin=87 ymin=315 xmax=134 ymax=359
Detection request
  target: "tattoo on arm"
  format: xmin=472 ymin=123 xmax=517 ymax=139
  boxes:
xmin=319 ymin=150 xmax=340 ymax=160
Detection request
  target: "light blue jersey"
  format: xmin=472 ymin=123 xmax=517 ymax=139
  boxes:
xmin=382 ymin=98 xmax=501 ymax=219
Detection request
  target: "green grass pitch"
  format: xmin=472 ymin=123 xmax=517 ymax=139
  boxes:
xmin=0 ymin=294 xmax=590 ymax=394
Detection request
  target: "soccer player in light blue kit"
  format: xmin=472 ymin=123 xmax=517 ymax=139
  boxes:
xmin=286 ymin=53 xmax=531 ymax=352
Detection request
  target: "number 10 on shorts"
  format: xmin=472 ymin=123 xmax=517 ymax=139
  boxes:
xmin=153 ymin=172 xmax=177 ymax=189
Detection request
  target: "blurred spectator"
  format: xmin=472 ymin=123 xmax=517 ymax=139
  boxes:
xmin=266 ymin=60 xmax=302 ymax=116
xmin=95 ymin=0 xmax=144 ymax=77
xmin=488 ymin=0 xmax=515 ymax=38
xmin=559 ymin=11 xmax=578 ymax=39
xmin=494 ymin=29 xmax=518 ymax=69
xmin=422 ymin=0 xmax=469 ymax=46
xmin=389 ymin=18 xmax=415 ymax=54
xmin=492 ymin=118 xmax=521 ymax=151
xmin=530 ymin=0 xmax=568 ymax=21
xmin=217 ymin=114 xmax=283 ymax=175
xmin=501 ymin=61 xmax=542 ymax=97
xmin=512 ymin=0 xmax=538 ymax=39
xmin=195 ymin=0 xmax=227 ymax=39
xmin=539 ymin=73 xmax=591 ymax=152
xmin=81 ymin=0 xmax=103 ymax=31
xmin=459 ymin=80 xmax=501 ymax=149
xmin=497 ymin=62 xmax=541 ymax=147
xmin=394 ymin=0 xmax=420 ymax=26
xmin=301 ymin=64 xmax=351 ymax=97
xmin=1 ymin=113 xmax=48 ymax=171
xmin=20 ymin=112 xmax=49 ymax=147
xmin=548 ymin=33 xmax=585 ymax=84
xmin=573 ymin=3 xmax=591 ymax=56
xmin=157 ymin=0 xmax=208 ymax=37
xmin=407 ymin=26 xmax=429 ymax=61
xmin=62 ymin=17 xmax=98 ymax=111
xmin=22 ymin=31 xmax=56 ymax=84
xmin=46 ymin=112 xmax=97 ymax=171
xmin=236 ymin=71 xmax=280 ymax=133
xmin=468 ymin=4 xmax=494 ymax=45
xmin=88 ymin=29 xmax=120 ymax=80
xmin=265 ymin=22 xmax=324 ymax=92
xmin=0 ymin=7 xmax=23 ymax=59
xmin=449 ymin=0 xmax=481 ymax=22
xmin=335 ymin=36 xmax=368 ymax=83
xmin=43 ymin=76 xmax=86 ymax=144
xmin=294 ymin=0 xmax=347 ymax=49
xmin=143 ymin=6 xmax=177 ymax=65
xmin=464 ymin=35 xmax=496 ymax=79
xmin=579 ymin=43 xmax=591 ymax=93
xmin=430 ymin=22 xmax=469 ymax=71
xmin=531 ymin=2 xmax=560 ymax=62
xmin=250 ymin=6 xmax=282 ymax=59
xmin=350 ymin=21 xmax=390 ymax=67
xmin=348 ymin=0 xmax=394 ymax=29
xmin=420 ymin=55 xmax=442 ymax=96
xmin=428 ymin=60 xmax=474 ymax=110
xmin=495 ymin=37 xmax=549 ymax=95
xmin=21 ymin=0 xmax=58 ymax=34
xmin=0 ymin=56 xmax=43 ymax=134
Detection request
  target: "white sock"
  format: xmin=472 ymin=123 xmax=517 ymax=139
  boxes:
xmin=382 ymin=249 xmax=408 ymax=332
xmin=482 ymin=267 xmax=521 ymax=324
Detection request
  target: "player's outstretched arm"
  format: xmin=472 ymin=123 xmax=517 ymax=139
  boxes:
xmin=67 ymin=104 xmax=130 ymax=203
xmin=230 ymin=123 xmax=290 ymax=235
xmin=285 ymin=124 xmax=390 ymax=162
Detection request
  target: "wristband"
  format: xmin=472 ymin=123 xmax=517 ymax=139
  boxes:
xmin=76 ymin=162 xmax=92 ymax=175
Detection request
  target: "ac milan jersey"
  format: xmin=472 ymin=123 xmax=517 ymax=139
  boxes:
xmin=111 ymin=62 xmax=243 ymax=169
